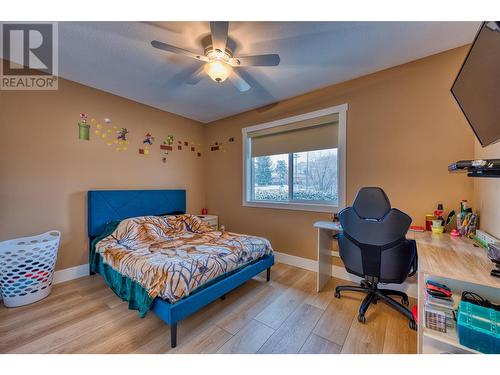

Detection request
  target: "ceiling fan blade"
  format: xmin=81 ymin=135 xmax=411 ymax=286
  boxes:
xmin=229 ymin=54 xmax=281 ymax=67
xmin=228 ymin=71 xmax=251 ymax=92
xmin=185 ymin=65 xmax=206 ymax=85
xmin=151 ymin=40 xmax=208 ymax=62
xmin=210 ymin=21 xmax=229 ymax=52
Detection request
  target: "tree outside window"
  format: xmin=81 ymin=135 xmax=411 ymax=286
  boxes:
xmin=252 ymin=149 xmax=337 ymax=204
xmin=254 ymin=156 xmax=273 ymax=186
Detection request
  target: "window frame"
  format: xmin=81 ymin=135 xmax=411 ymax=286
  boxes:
xmin=242 ymin=104 xmax=347 ymax=213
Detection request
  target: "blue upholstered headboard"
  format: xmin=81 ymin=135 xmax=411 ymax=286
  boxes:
xmin=87 ymin=189 xmax=186 ymax=238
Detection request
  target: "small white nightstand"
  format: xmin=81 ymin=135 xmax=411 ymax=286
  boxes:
xmin=197 ymin=215 xmax=219 ymax=230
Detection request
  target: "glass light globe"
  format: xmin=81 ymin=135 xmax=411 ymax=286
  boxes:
xmin=205 ymin=60 xmax=232 ymax=83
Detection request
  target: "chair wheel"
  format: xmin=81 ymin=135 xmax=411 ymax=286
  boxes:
xmin=409 ymin=320 xmax=417 ymax=330
xmin=358 ymin=314 xmax=366 ymax=324
xmin=334 ymin=291 xmax=341 ymax=299
xmin=402 ymin=297 xmax=409 ymax=306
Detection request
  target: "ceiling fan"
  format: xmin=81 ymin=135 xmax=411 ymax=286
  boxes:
xmin=151 ymin=22 xmax=281 ymax=92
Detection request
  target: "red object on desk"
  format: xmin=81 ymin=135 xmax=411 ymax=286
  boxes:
xmin=410 ymin=225 xmax=425 ymax=232
xmin=412 ymin=305 xmax=418 ymax=323
xmin=201 ymin=208 xmax=208 ymax=215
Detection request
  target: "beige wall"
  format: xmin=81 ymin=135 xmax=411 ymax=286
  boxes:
xmin=0 ymin=77 xmax=205 ymax=270
xmin=0 ymin=46 xmax=483 ymax=270
xmin=204 ymin=46 xmax=476 ymax=261
xmin=474 ymin=140 xmax=500 ymax=239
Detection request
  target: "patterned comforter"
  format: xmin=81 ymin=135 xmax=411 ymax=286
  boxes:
xmin=95 ymin=214 xmax=273 ymax=303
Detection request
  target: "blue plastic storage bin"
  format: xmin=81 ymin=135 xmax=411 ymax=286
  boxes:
xmin=457 ymin=301 xmax=500 ymax=354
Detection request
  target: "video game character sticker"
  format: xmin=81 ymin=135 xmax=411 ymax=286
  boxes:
xmin=78 ymin=113 xmax=90 ymax=140
xmin=139 ymin=132 xmax=154 ymax=155
xmin=165 ymin=135 xmax=174 ymax=145
xmin=76 ymin=114 xmax=128 ymax=152
xmin=114 ymin=127 xmax=129 ymax=152
xmin=143 ymin=132 xmax=155 ymax=145
xmin=117 ymin=127 xmax=129 ymax=141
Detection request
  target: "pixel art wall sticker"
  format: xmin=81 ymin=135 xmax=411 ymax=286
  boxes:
xmin=78 ymin=113 xmax=90 ymax=140
xmin=210 ymin=137 xmax=235 ymax=152
xmin=160 ymin=135 xmax=174 ymax=161
xmin=77 ymin=114 xmax=129 ymax=151
xmin=115 ymin=127 xmax=129 ymax=152
xmin=76 ymin=114 xmax=204 ymax=160
xmin=139 ymin=132 xmax=155 ymax=155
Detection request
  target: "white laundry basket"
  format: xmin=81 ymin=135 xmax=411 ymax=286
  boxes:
xmin=0 ymin=231 xmax=61 ymax=307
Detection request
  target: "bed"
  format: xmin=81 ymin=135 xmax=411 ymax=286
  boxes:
xmin=87 ymin=189 xmax=274 ymax=348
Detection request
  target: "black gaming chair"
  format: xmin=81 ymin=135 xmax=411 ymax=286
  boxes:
xmin=335 ymin=187 xmax=418 ymax=329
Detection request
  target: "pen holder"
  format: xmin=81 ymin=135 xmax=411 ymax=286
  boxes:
xmin=444 ymin=211 xmax=457 ymax=233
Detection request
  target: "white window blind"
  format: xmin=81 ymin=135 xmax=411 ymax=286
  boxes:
xmin=249 ymin=113 xmax=339 ymax=157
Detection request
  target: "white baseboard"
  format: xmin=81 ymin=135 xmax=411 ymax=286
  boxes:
xmin=16 ymin=251 xmax=417 ymax=299
xmin=274 ymin=251 xmax=317 ymax=272
xmin=53 ymin=263 xmax=89 ymax=284
xmin=273 ymin=251 xmax=417 ymax=298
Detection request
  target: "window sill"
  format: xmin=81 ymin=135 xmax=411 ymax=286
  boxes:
xmin=242 ymin=200 xmax=339 ymax=213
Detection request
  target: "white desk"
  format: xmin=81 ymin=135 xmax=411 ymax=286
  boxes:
xmin=314 ymin=221 xmax=342 ymax=292
xmin=411 ymin=232 xmax=500 ymax=354
xmin=315 ymin=221 xmax=500 ymax=354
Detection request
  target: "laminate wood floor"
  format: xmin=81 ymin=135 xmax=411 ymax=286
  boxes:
xmin=0 ymin=263 xmax=417 ymax=354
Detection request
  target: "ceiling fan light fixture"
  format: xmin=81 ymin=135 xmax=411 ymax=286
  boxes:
xmin=213 ymin=49 xmax=225 ymax=58
xmin=205 ymin=60 xmax=232 ymax=83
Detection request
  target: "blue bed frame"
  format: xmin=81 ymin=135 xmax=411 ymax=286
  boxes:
xmin=87 ymin=189 xmax=274 ymax=348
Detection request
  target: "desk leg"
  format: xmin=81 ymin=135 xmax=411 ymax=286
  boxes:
xmin=317 ymin=228 xmax=333 ymax=292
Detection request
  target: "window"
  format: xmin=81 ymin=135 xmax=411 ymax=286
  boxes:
xmin=243 ymin=104 xmax=347 ymax=213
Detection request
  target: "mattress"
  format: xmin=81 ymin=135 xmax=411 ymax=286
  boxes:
xmin=94 ymin=214 xmax=273 ymax=306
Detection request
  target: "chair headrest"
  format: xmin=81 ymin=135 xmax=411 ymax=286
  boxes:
xmin=352 ymin=187 xmax=391 ymax=220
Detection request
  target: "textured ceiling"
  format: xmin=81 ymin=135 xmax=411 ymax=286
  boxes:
xmin=53 ymin=21 xmax=480 ymax=123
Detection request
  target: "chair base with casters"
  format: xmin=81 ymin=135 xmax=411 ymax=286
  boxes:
xmin=334 ymin=278 xmax=417 ymax=330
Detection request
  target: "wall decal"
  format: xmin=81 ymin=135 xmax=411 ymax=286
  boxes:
xmin=117 ymin=128 xmax=129 ymax=141
xmin=210 ymin=141 xmax=223 ymax=152
xmin=77 ymin=114 xmax=128 ymax=151
xmin=143 ymin=132 xmax=155 ymax=145
xmin=78 ymin=113 xmax=90 ymax=140
xmin=115 ymin=127 xmax=129 ymax=152
xmin=210 ymin=137 xmax=234 ymax=152
xmin=139 ymin=132 xmax=154 ymax=156
xmin=159 ymin=135 xmax=176 ymax=162
xmin=165 ymin=135 xmax=174 ymax=145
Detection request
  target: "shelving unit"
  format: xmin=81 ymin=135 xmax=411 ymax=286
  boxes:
xmin=411 ymin=232 xmax=500 ymax=354
xmin=423 ymin=324 xmax=480 ymax=354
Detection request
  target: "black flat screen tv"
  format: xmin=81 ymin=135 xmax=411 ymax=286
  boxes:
xmin=451 ymin=21 xmax=500 ymax=147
